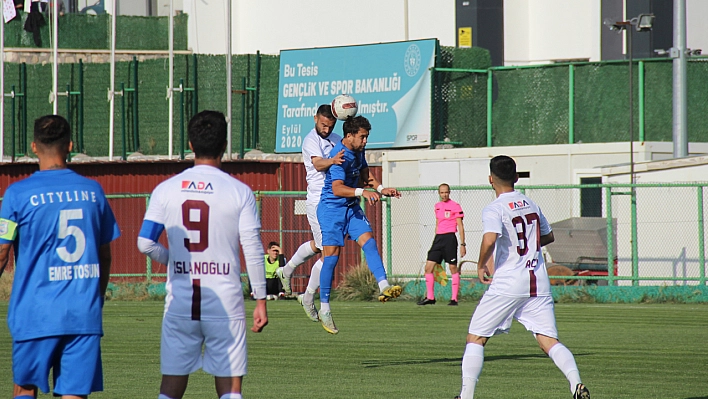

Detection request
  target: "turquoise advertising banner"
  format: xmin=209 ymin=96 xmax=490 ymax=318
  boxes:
xmin=275 ymin=39 xmax=437 ymax=153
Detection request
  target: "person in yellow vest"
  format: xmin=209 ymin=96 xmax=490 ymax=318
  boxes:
xmin=264 ymin=242 xmax=286 ymax=300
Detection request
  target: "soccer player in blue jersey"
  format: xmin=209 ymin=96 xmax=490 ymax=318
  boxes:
xmin=0 ymin=115 xmax=120 ymax=399
xmin=317 ymin=115 xmax=402 ymax=334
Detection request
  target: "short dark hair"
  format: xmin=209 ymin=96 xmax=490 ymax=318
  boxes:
xmin=342 ymin=115 xmax=371 ymax=137
xmin=490 ymin=155 xmax=517 ymax=182
xmin=268 ymin=242 xmax=279 ymax=249
xmin=34 ymin=115 xmax=71 ymax=148
xmin=316 ymin=104 xmax=335 ymax=121
xmin=188 ymin=110 xmax=227 ymax=159
xmin=438 ymin=183 xmax=450 ymax=191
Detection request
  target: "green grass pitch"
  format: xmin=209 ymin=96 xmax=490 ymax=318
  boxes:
xmin=1 ymin=300 xmax=707 ymax=398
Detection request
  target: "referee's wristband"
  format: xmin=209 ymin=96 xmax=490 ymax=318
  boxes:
xmin=355 ymin=188 xmax=364 ymax=196
xmin=376 ymin=185 xmax=384 ymax=193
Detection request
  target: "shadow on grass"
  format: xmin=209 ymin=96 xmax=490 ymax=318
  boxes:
xmin=362 ymin=352 xmax=593 ymax=368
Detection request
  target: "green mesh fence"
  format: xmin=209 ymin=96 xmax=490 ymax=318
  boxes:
xmin=493 ymin=65 xmax=570 ymax=146
xmin=3 ymin=13 xmax=188 ymax=50
xmin=387 ymin=184 xmax=708 ymax=286
xmin=431 ymin=46 xmax=490 ymax=147
xmin=2 ymin=33 xmax=707 ymax=158
xmin=1 ymin=53 xmax=280 ymax=158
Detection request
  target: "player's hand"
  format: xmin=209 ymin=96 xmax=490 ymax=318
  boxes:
xmin=460 ymin=245 xmax=467 ymax=258
xmin=381 ymin=187 xmax=401 ymax=198
xmin=362 ymin=190 xmax=381 ymax=205
xmin=331 ymin=150 xmax=345 ymax=165
xmin=477 ymin=265 xmax=492 ymax=284
xmin=251 ymin=299 xmax=268 ymax=332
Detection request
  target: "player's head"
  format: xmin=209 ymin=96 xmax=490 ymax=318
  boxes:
xmin=342 ymin=115 xmax=371 ymax=152
xmin=32 ymin=115 xmax=72 ymax=157
xmin=267 ymin=242 xmax=281 ymax=259
xmin=438 ymin=183 xmax=451 ymax=202
xmin=489 ymin=155 xmax=518 ymax=187
xmin=188 ymin=110 xmax=227 ymax=159
xmin=314 ymin=104 xmax=337 ymax=138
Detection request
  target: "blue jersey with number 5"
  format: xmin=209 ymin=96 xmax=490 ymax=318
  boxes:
xmin=0 ymin=169 xmax=120 ymax=341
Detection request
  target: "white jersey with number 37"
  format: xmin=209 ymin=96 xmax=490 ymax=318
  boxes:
xmin=482 ymin=191 xmax=552 ymax=298
xmin=144 ymin=165 xmax=266 ymax=320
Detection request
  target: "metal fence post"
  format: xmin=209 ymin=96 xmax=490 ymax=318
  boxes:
xmin=699 ymin=186 xmax=706 ymax=285
xmin=631 ymin=185 xmax=639 ymax=286
xmin=146 ymin=195 xmax=153 ymax=282
xmin=568 ymin=64 xmax=575 ymax=144
xmin=385 ymin=196 xmax=392 ymax=276
xmin=486 ymin=69 xmax=493 ymax=147
xmin=605 ymin=186 xmax=615 ymax=286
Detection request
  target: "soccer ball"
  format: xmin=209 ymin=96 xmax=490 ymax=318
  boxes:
xmin=331 ymin=94 xmax=358 ymax=121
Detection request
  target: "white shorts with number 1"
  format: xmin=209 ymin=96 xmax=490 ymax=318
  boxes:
xmin=468 ymin=294 xmax=558 ymax=339
xmin=161 ymin=314 xmax=248 ymax=377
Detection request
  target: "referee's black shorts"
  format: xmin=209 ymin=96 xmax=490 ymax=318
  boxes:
xmin=426 ymin=233 xmax=458 ymax=265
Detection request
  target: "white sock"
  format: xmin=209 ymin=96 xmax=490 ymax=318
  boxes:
xmin=304 ymin=259 xmax=322 ymax=304
xmin=548 ymin=343 xmax=581 ymax=393
xmin=158 ymin=395 xmax=176 ymax=399
xmin=284 ymin=241 xmax=318 ymax=278
xmin=219 ymin=393 xmax=242 ymax=399
xmin=377 ymin=279 xmax=390 ymax=292
xmin=320 ymin=302 xmax=331 ymax=312
xmin=459 ymin=343 xmax=484 ymax=399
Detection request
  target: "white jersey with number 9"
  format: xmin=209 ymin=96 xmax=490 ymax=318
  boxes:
xmin=143 ymin=165 xmax=265 ymax=320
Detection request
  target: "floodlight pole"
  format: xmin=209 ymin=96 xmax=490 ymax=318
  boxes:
xmin=628 ymin=26 xmax=634 ymax=186
xmin=226 ymin=0 xmax=232 ymax=159
xmin=52 ymin=0 xmax=58 ymax=114
xmin=0 ymin=7 xmax=4 ymax=162
xmin=168 ymin=0 xmax=174 ymax=158
xmin=108 ymin=0 xmax=116 ymax=161
xmin=672 ymin=0 xmax=688 ymax=158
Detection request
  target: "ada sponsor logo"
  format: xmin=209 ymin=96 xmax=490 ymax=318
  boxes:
xmin=0 ymin=220 xmax=8 ymax=235
xmin=508 ymin=200 xmax=530 ymax=210
xmin=181 ymin=180 xmax=214 ymax=191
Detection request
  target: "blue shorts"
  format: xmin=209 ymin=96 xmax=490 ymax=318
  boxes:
xmin=318 ymin=203 xmax=372 ymax=247
xmin=13 ymin=335 xmax=103 ymax=395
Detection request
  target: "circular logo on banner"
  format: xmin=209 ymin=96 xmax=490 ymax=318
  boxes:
xmin=404 ymin=44 xmax=421 ymax=77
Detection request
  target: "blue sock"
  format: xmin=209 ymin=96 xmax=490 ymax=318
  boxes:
xmin=362 ymin=238 xmax=387 ymax=282
xmin=15 ymin=396 xmax=34 ymax=399
xmin=319 ymin=255 xmax=339 ymax=303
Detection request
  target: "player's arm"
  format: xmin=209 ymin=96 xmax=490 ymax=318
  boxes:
xmin=360 ymin=167 xmax=401 ymax=198
xmin=457 ymin=217 xmax=467 ymax=258
xmin=239 ymin=191 xmax=268 ymax=332
xmin=477 ymin=232 xmax=496 ymax=284
xmin=0 ymin=197 xmax=18 ymax=277
xmin=137 ymin=220 xmax=169 ymax=265
xmin=0 ymin=243 xmax=11 ymax=277
xmin=312 ymin=150 xmax=344 ymax=172
xmin=478 ymin=207 xmax=501 ymax=284
xmin=98 ymin=243 xmax=112 ymax=297
xmin=538 ymin=209 xmax=554 ymax=247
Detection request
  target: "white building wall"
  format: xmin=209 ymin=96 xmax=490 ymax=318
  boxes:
xmin=602 ymin=157 xmax=708 ymax=286
xmin=504 ymin=0 xmax=600 ymax=65
xmin=380 ymin=142 xmax=708 ymax=282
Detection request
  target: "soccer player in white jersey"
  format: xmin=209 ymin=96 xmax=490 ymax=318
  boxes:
xmin=275 ymin=104 xmax=344 ymax=322
xmin=455 ymin=155 xmax=590 ymax=399
xmin=137 ymin=110 xmax=268 ymax=399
